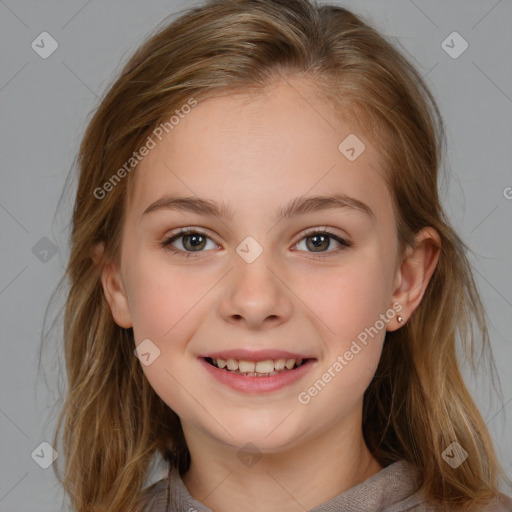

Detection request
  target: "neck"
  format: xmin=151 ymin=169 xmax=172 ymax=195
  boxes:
xmin=180 ymin=414 xmax=383 ymax=512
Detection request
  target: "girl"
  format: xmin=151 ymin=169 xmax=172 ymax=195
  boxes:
xmin=50 ymin=0 xmax=512 ymax=510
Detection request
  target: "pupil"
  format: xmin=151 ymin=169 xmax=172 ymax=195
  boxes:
xmin=309 ymin=234 xmax=328 ymax=251
xmin=185 ymin=234 xmax=205 ymax=250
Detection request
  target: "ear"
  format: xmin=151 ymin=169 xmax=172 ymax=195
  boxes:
xmin=99 ymin=248 xmax=133 ymax=329
xmin=387 ymin=227 xmax=441 ymax=331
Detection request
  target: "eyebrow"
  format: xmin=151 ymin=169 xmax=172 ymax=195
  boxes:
xmin=142 ymin=193 xmax=375 ymax=223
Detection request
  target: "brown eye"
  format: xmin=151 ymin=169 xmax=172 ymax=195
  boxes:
xmin=161 ymin=228 xmax=217 ymax=257
xmin=180 ymin=232 xmax=207 ymax=251
xmin=295 ymin=229 xmax=351 ymax=254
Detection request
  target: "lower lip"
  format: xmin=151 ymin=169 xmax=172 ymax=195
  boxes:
xmin=199 ymin=358 xmax=316 ymax=393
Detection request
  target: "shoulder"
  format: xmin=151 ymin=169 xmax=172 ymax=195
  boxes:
xmin=378 ymin=461 xmax=512 ymax=512
xmin=133 ymin=478 xmax=169 ymax=512
xmin=480 ymin=493 xmax=512 ymax=512
xmin=394 ymin=490 xmax=512 ymax=511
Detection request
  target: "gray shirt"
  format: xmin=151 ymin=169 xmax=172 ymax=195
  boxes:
xmin=138 ymin=460 xmax=512 ymax=511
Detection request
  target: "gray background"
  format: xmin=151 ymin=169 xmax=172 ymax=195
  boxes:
xmin=1 ymin=1 xmax=511 ymax=511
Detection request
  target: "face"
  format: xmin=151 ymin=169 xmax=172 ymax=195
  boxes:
xmin=103 ymin=77 xmax=403 ymax=454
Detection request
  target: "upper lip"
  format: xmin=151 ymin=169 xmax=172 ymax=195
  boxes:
xmin=200 ymin=349 xmax=315 ymax=361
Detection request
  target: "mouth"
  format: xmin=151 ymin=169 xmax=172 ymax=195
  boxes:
xmin=202 ymin=356 xmax=311 ymax=377
xmin=199 ymin=352 xmax=317 ymax=393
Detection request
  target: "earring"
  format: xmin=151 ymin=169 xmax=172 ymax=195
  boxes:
xmin=397 ymin=315 xmax=403 ymax=323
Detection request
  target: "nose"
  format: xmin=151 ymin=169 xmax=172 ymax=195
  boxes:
xmin=218 ymin=247 xmax=293 ymax=330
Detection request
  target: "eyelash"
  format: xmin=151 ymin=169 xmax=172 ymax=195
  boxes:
xmin=161 ymin=227 xmax=351 ymax=259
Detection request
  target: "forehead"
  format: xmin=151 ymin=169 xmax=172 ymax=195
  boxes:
xmin=127 ymin=78 xmax=390 ymax=221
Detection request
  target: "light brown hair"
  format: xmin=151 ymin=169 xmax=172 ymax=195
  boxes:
xmin=44 ymin=0 xmax=509 ymax=510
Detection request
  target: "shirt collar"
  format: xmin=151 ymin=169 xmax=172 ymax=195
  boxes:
xmin=162 ymin=459 xmax=424 ymax=512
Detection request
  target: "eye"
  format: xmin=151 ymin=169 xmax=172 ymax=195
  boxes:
xmin=161 ymin=228 xmax=218 ymax=258
xmin=161 ymin=227 xmax=351 ymax=258
xmin=294 ymin=228 xmax=351 ymax=256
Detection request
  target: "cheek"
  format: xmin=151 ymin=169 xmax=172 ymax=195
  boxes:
xmin=124 ymin=253 xmax=209 ymax=417
xmin=125 ymin=251 xmax=213 ymax=341
xmin=299 ymin=253 xmax=391 ymax=399
xmin=296 ymin=266 xmax=388 ymax=414
xmin=305 ymin=255 xmax=392 ymax=345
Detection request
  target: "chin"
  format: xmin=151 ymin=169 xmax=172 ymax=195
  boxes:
xmin=209 ymin=417 xmax=308 ymax=454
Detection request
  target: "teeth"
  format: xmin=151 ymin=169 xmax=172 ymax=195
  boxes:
xmin=274 ymin=358 xmax=286 ymax=370
xmin=226 ymin=358 xmax=238 ymax=370
xmin=255 ymin=360 xmax=274 ymax=373
xmin=210 ymin=357 xmax=306 ymax=373
xmin=238 ymin=360 xmax=255 ymax=372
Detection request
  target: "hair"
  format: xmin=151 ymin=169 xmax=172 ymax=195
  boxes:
xmin=43 ymin=0 xmax=510 ymax=510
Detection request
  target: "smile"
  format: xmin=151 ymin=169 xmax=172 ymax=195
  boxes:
xmin=205 ymin=356 xmax=307 ymax=376
xmin=199 ymin=355 xmax=316 ymax=393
